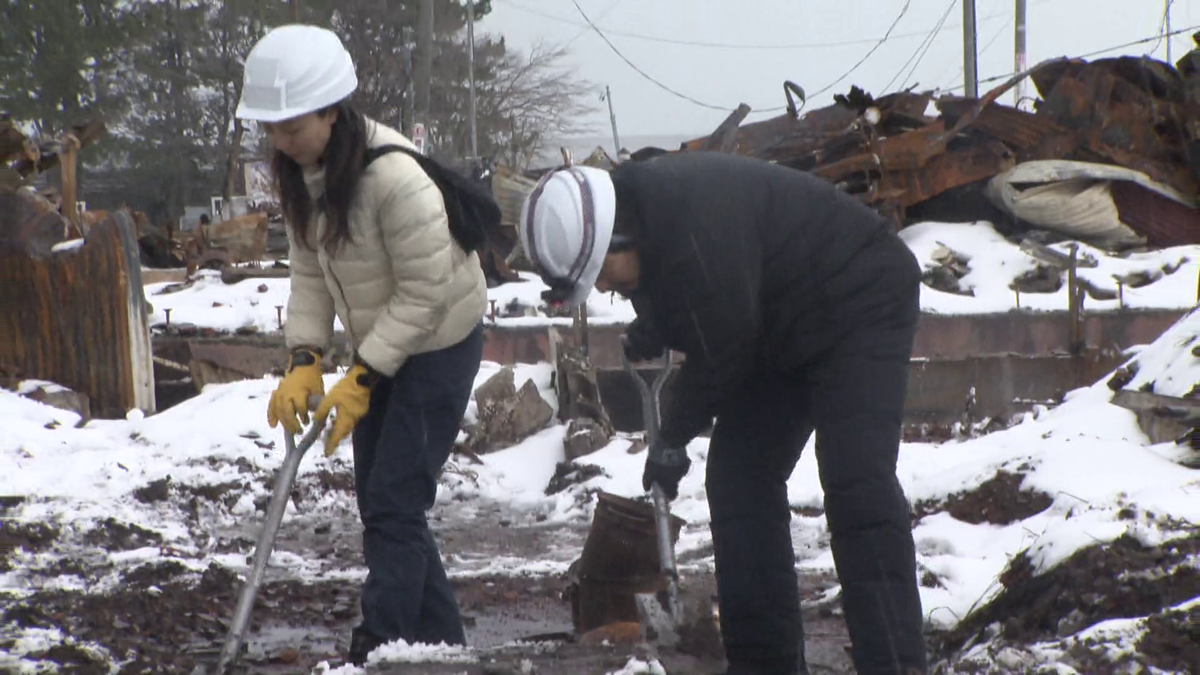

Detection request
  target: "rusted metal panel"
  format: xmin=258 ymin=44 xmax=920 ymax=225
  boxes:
xmin=872 ymin=120 xmax=948 ymax=170
xmin=877 ymin=139 xmax=1016 ymax=208
xmin=2 ymin=211 xmax=155 ymax=418
xmin=812 ymin=125 xmax=956 ymax=187
xmin=937 ymin=99 xmax=1075 ymax=154
xmin=1035 ymin=59 xmax=1196 ymax=195
xmin=1112 ymin=179 xmax=1200 ymax=247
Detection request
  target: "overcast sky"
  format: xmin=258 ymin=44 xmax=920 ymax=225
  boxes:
xmin=477 ymin=0 xmax=1197 ymax=140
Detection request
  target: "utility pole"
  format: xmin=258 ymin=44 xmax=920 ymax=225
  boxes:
xmin=402 ymin=27 xmax=416 ymax=136
xmin=466 ymin=0 xmax=478 ymax=162
xmin=1014 ymin=0 xmax=1027 ymax=108
xmin=1165 ymin=0 xmax=1172 ymax=64
xmin=963 ymin=0 xmax=979 ymax=98
xmin=415 ymin=0 xmax=434 ymax=126
xmin=605 ymin=86 xmax=621 ymax=157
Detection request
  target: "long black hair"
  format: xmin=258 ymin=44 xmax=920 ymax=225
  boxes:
xmin=273 ymin=99 xmax=369 ymax=253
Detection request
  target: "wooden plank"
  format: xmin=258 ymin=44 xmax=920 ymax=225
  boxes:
xmin=2 ymin=212 xmax=155 ymax=418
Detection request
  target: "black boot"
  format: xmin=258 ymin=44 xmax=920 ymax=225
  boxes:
xmin=349 ymin=626 xmax=387 ymax=666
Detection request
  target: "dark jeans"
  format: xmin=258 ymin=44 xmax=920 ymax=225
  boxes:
xmin=351 ymin=323 xmax=483 ymax=646
xmin=707 ymin=290 xmax=927 ymax=674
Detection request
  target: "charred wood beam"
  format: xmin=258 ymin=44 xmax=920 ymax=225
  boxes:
xmin=704 ymin=104 xmax=752 ymax=153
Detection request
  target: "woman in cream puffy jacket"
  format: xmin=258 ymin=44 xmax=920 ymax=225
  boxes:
xmin=237 ymin=25 xmax=486 ymax=665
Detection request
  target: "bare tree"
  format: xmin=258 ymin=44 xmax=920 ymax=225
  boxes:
xmin=424 ymin=38 xmax=596 ymax=169
xmin=482 ymin=41 xmax=596 ymax=168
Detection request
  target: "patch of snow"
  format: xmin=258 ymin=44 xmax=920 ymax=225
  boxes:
xmin=4 ymin=628 xmax=113 ymax=674
xmin=50 ymin=238 xmax=85 ymax=253
xmin=1120 ymin=308 xmax=1199 ymax=397
xmin=16 ymin=379 xmax=69 ymax=395
xmin=606 ymin=656 xmax=667 ymax=675
xmin=366 ymin=638 xmax=478 ymax=664
xmin=312 ymin=663 xmax=363 ymax=675
xmin=900 ymin=221 xmax=1198 ymax=314
xmin=954 ymin=596 xmax=1200 ymax=673
xmin=145 ymin=270 xmax=344 ymax=334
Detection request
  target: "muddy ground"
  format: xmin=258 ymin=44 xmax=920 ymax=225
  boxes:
xmin=3 ymin=463 xmax=1197 ymax=674
xmin=2 ymin=488 xmax=855 ymax=675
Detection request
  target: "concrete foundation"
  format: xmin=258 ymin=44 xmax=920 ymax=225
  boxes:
xmin=152 ymin=309 xmax=1183 ymax=428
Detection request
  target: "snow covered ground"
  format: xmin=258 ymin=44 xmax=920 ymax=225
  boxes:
xmin=4 ymin=292 xmax=1197 ymax=674
xmin=4 ymin=220 xmax=1197 ymax=673
xmin=144 ymin=222 xmax=1200 ymax=334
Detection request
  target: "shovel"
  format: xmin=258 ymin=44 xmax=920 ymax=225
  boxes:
xmin=619 ymin=343 xmax=681 ymax=648
xmin=204 ymin=395 xmax=325 ymax=675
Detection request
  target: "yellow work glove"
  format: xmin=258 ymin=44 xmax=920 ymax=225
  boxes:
xmin=313 ymin=358 xmax=382 ymax=457
xmin=267 ymin=347 xmax=325 ymax=435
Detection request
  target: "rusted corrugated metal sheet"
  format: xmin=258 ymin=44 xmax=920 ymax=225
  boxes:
xmin=1112 ymin=180 xmax=1200 ymax=248
xmin=936 ymin=98 xmax=1075 ymax=155
xmin=878 ymin=139 xmax=1016 ymax=209
xmin=1 ymin=211 xmax=155 ymax=417
xmin=1033 ymin=57 xmax=1195 ymax=196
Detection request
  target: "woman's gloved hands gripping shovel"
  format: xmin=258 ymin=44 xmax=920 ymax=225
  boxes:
xmin=268 ymin=348 xmax=382 ymax=457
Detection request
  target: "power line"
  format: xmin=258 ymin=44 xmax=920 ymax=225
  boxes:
xmin=562 ymin=0 xmax=622 ymax=49
xmin=883 ymin=0 xmax=955 ymax=93
xmin=935 ymin=14 xmax=1011 ymax=90
xmin=501 ymin=0 xmax=1003 ymax=51
xmin=1145 ymin=0 xmax=1174 ymax=57
xmin=569 ymin=0 xmax=789 ymax=112
xmin=901 ymin=0 xmax=957 ymax=91
xmin=945 ymin=24 xmax=1199 ymax=93
xmin=803 ymin=0 xmax=914 ymax=100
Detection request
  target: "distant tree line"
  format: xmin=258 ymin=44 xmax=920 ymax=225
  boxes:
xmin=1 ymin=0 xmax=595 ymax=224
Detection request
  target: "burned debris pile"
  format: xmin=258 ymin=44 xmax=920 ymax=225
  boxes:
xmin=667 ymin=50 xmax=1199 ymax=250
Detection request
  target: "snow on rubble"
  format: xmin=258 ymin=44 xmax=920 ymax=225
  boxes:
xmin=143 ymin=223 xmax=1199 ymax=335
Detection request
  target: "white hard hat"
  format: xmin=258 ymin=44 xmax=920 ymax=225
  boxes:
xmin=236 ymin=25 xmax=358 ymax=122
xmin=518 ymin=166 xmax=617 ymax=308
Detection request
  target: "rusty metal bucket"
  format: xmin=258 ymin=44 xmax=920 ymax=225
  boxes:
xmin=571 ymin=491 xmax=686 ymax=635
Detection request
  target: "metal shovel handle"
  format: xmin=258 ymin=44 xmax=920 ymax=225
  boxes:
xmin=215 ymin=395 xmax=325 ymax=674
xmin=619 ymin=343 xmax=680 ymax=617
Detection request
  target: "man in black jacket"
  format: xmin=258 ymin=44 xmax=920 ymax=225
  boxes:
xmin=518 ymin=153 xmax=927 ymax=675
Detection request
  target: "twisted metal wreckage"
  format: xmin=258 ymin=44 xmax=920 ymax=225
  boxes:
xmin=495 ymin=48 xmax=1200 ymax=256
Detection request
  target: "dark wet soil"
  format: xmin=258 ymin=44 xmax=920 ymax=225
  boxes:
xmin=932 ymin=533 xmax=1200 ymax=672
xmin=84 ymin=518 xmax=164 ymax=551
xmin=0 ymin=488 xmax=857 ymax=675
xmin=1138 ymin=604 xmax=1200 ymax=673
xmin=0 ymin=519 xmax=59 ymax=571
xmin=913 ymin=470 xmax=1053 ymax=526
xmin=2 ymin=563 xmax=851 ymax=674
xmin=4 ymin=461 xmax=1194 ymax=675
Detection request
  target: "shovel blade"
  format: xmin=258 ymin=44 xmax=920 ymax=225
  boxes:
xmin=635 ymin=589 xmax=679 ymax=648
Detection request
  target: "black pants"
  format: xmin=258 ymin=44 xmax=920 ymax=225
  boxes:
xmin=351 ymin=324 xmax=483 ymax=646
xmin=707 ymin=297 xmax=926 ymax=674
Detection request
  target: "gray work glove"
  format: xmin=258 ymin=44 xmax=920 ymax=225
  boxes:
xmin=642 ymin=441 xmax=690 ymax=501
